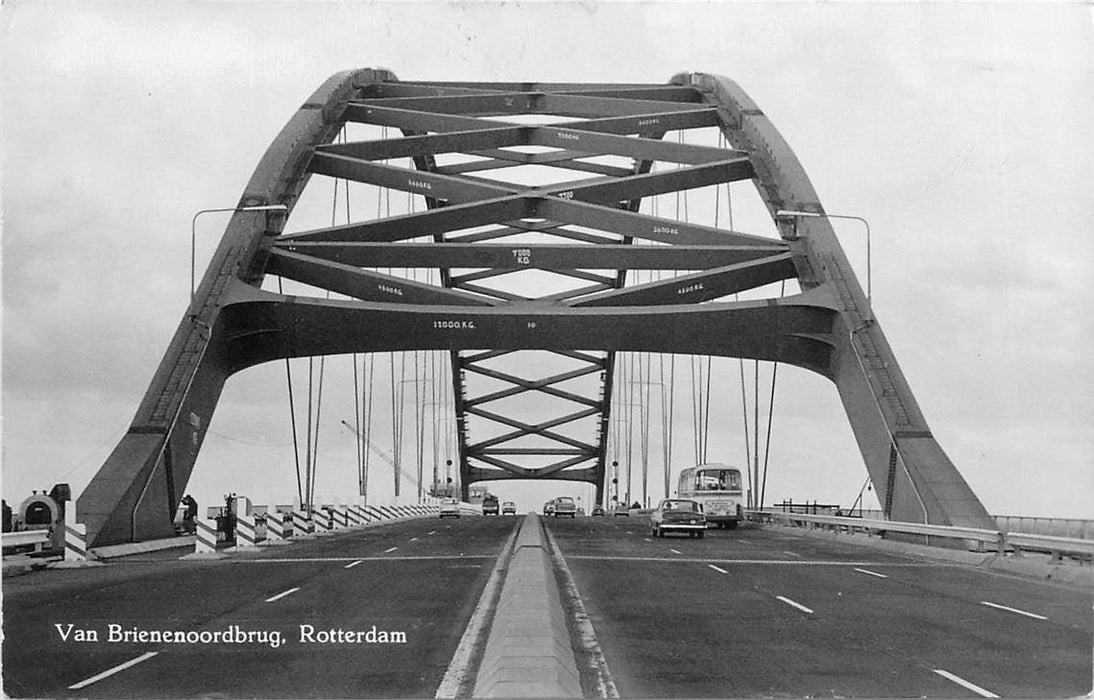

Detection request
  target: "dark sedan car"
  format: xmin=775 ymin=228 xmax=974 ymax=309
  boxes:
xmin=649 ymin=499 xmax=707 ymax=538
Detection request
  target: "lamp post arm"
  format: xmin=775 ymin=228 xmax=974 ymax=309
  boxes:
xmin=190 ymin=204 xmax=288 ymax=300
xmin=774 ymin=209 xmax=871 ymax=317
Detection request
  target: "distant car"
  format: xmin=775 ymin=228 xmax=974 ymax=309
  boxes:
xmin=439 ymin=498 xmax=460 ymax=518
xmin=544 ymin=500 xmax=556 ymax=516
xmin=649 ymin=499 xmax=707 ymax=538
xmin=576 ymin=507 xmax=585 ymax=517
xmin=502 ymin=501 xmax=516 ymax=515
xmin=553 ymin=496 xmax=577 ymax=518
xmin=482 ymin=495 xmax=499 ymax=516
xmin=613 ymin=504 xmax=629 ymax=517
xmin=591 ymin=505 xmax=606 ymax=517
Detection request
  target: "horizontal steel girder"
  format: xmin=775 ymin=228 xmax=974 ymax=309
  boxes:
xmin=211 ymin=280 xmax=839 ymax=377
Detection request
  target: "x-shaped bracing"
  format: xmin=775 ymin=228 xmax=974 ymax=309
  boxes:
xmin=262 ymin=80 xmax=801 ymax=496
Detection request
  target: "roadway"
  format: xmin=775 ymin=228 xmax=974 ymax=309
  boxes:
xmin=2 ymin=514 xmax=1090 ymax=698
xmin=543 ymin=514 xmax=1093 ymax=698
xmin=2 ymin=516 xmax=518 ymax=698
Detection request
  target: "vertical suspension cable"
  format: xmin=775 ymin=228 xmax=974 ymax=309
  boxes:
xmin=279 ymin=276 xmax=304 ymax=506
xmin=304 ymin=357 xmax=314 ymax=509
xmin=660 ymin=353 xmax=675 ymax=499
xmin=738 ymin=349 xmax=752 ymax=505
xmin=702 ymin=356 xmax=712 ymax=463
xmin=759 ymin=280 xmax=787 ymax=508
xmin=309 ymin=354 xmax=327 ymax=509
xmin=639 ymin=352 xmax=651 ymax=507
xmin=753 ymin=359 xmax=760 ymax=513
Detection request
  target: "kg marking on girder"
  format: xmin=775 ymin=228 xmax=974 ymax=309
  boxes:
xmin=512 ymin=248 xmax=531 ymax=265
xmin=433 ymin=320 xmax=476 ymax=329
xmin=407 ymin=178 xmax=433 ymax=190
xmin=677 ymin=283 xmax=704 ymax=295
xmin=378 ymin=284 xmax=403 ymax=296
xmin=653 ymin=225 xmax=679 ymax=235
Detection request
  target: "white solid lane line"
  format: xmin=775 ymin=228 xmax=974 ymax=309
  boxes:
xmin=384 ymin=546 xmax=398 ymax=553
xmin=69 ymin=652 xmax=159 ymax=689
xmin=775 ymin=595 xmax=814 ymax=614
xmin=981 ymin=600 xmax=1047 ymax=620
xmin=344 ymin=560 xmax=364 ymax=569
xmin=265 ymin=587 xmax=300 ymax=603
xmin=933 ymin=669 xmax=999 ymax=698
xmin=853 ymin=567 xmax=888 ymax=578
xmin=707 ymin=564 xmax=729 ymax=574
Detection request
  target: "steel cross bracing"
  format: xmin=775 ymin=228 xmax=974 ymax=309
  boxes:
xmin=76 ymin=69 xmax=996 ymax=548
xmin=275 ymin=79 xmax=782 ymax=497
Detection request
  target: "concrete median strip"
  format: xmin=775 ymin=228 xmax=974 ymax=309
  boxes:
xmin=471 ymin=514 xmax=582 ymax=698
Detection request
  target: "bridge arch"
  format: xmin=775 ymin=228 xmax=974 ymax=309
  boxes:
xmin=77 ymin=69 xmax=993 ymax=547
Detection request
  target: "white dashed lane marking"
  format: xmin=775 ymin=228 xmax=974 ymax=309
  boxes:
xmin=383 ymin=546 xmax=398 ymax=553
xmin=69 ymin=652 xmax=159 ymax=690
xmin=775 ymin=595 xmax=814 ymax=614
xmin=853 ymin=567 xmax=888 ymax=579
xmin=980 ymin=601 xmax=1047 ymax=620
xmin=707 ymin=564 xmax=729 ymax=574
xmin=933 ymin=669 xmax=999 ymax=697
xmin=343 ymin=560 xmax=363 ymax=569
xmin=265 ymin=587 xmax=300 ymax=603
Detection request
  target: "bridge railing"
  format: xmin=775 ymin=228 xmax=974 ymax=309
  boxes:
xmin=746 ymin=510 xmax=1092 ymax=563
xmin=1 ymin=530 xmax=52 ymax=553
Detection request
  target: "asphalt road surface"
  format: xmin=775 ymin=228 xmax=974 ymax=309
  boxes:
xmin=4 ymin=514 xmax=1090 ymax=698
xmin=543 ymin=515 xmax=1092 ymax=698
xmin=2 ymin=516 xmax=518 ymax=698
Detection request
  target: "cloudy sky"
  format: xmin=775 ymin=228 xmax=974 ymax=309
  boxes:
xmin=3 ymin=2 xmax=1092 ymax=520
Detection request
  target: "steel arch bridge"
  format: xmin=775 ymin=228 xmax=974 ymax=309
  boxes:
xmin=77 ymin=69 xmax=994 ymax=547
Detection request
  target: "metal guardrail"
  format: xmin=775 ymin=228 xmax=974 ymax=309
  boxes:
xmin=2 ymin=530 xmax=52 ymax=551
xmin=747 ymin=510 xmax=1092 ymax=561
xmin=1006 ymin=532 xmax=1094 ymax=561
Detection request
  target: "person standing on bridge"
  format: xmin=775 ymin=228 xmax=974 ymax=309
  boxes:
xmin=181 ymin=494 xmax=197 ymax=534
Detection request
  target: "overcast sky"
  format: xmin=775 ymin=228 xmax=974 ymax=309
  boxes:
xmin=3 ymin=1 xmax=1092 ymax=520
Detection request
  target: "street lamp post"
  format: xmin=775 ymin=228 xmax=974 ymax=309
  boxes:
xmin=191 ymin=205 xmax=288 ymax=299
xmin=775 ymin=210 xmax=872 ymax=319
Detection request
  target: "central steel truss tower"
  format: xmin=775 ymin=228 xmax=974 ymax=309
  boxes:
xmin=77 ymin=69 xmax=995 ymax=547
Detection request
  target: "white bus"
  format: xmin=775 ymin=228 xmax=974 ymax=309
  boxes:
xmin=676 ymin=464 xmax=744 ymax=529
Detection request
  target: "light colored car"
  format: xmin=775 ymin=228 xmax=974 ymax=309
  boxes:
xmin=649 ymin=499 xmax=707 ymax=538
xmin=502 ymin=501 xmax=516 ymax=515
xmin=544 ymin=500 xmax=556 ymax=516
xmin=553 ymin=496 xmax=577 ymax=518
xmin=439 ymin=498 xmax=460 ymax=518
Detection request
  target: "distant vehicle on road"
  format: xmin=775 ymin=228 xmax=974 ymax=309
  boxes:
xmin=439 ymin=498 xmax=460 ymax=518
xmin=502 ymin=501 xmax=516 ymax=515
xmin=613 ymin=503 xmax=629 ymax=517
xmin=544 ymin=500 xmax=556 ymax=516
xmin=677 ymin=464 xmax=744 ymax=529
xmin=553 ymin=496 xmax=577 ymax=518
xmin=591 ymin=505 xmax=606 ymax=517
xmin=650 ymin=499 xmax=707 ymax=538
xmin=482 ymin=494 xmax=499 ymax=516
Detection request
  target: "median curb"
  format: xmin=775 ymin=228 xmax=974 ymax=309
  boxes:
xmin=472 ymin=514 xmax=581 ymax=698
